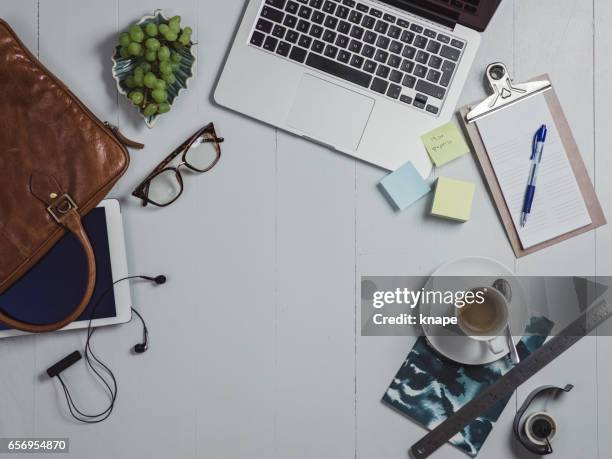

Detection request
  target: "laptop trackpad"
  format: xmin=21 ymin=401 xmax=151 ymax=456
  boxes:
xmin=287 ymin=74 xmax=374 ymax=151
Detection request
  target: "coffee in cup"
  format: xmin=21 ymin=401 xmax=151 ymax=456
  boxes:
xmin=458 ymin=287 xmax=508 ymax=335
xmin=456 ymin=287 xmax=510 ymax=353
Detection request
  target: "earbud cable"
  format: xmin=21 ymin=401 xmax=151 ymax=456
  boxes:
xmin=59 ymin=276 xmax=147 ymax=423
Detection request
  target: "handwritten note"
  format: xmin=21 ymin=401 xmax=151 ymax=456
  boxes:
xmin=421 ymin=122 xmax=470 ymax=167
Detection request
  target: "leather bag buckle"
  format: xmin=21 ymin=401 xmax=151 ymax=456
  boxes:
xmin=47 ymin=193 xmax=78 ymax=223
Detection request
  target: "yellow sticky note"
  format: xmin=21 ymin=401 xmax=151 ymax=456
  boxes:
xmin=431 ymin=177 xmax=475 ymax=222
xmin=421 ymin=122 xmax=470 ymax=167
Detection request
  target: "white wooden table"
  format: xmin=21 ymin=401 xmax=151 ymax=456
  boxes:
xmin=1 ymin=1 xmax=611 ymax=458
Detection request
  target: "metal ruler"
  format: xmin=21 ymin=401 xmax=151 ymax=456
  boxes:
xmin=410 ymin=300 xmax=612 ymax=459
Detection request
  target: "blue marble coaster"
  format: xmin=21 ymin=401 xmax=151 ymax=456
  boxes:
xmin=382 ymin=317 xmax=554 ymax=457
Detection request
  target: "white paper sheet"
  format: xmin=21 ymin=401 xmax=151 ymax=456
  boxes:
xmin=476 ymin=95 xmax=591 ymax=249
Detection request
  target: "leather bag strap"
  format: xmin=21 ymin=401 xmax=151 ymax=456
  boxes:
xmin=0 ymin=195 xmax=97 ymax=333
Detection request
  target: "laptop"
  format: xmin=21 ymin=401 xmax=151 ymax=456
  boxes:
xmin=215 ymin=0 xmax=501 ymax=177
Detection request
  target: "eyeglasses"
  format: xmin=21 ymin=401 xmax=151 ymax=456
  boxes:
xmin=132 ymin=123 xmax=224 ymax=207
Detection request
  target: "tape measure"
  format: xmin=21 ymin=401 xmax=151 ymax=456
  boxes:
xmin=410 ymin=300 xmax=612 ymax=459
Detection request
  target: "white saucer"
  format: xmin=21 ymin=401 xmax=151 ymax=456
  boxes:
xmin=420 ymin=257 xmax=528 ymax=365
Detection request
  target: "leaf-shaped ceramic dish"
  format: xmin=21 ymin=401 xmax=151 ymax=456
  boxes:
xmin=111 ymin=9 xmax=196 ymax=128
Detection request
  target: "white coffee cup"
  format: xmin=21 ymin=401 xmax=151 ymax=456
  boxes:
xmin=455 ymin=287 xmax=510 ymax=354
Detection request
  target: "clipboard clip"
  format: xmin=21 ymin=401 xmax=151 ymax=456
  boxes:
xmin=466 ymin=63 xmax=552 ymax=123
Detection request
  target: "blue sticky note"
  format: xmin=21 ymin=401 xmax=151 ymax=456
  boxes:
xmin=379 ymin=161 xmax=431 ymax=211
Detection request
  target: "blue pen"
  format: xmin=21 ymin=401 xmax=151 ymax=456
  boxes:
xmin=520 ymin=124 xmax=548 ymax=227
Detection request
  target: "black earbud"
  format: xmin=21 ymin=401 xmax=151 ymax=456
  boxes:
xmin=132 ymin=319 xmax=149 ymax=355
xmin=133 ymin=342 xmax=148 ymax=354
xmin=153 ymin=275 xmax=166 ymax=284
xmin=140 ymin=274 xmax=167 ymax=285
xmin=131 ymin=306 xmax=150 ymax=355
xmin=128 ymin=274 xmax=164 ymax=354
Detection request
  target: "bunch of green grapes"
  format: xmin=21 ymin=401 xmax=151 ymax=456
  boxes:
xmin=117 ymin=15 xmax=192 ymax=117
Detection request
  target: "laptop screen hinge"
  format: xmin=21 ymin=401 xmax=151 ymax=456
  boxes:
xmin=376 ymin=0 xmax=459 ymax=30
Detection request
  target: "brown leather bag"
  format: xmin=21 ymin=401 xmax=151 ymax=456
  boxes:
xmin=0 ymin=19 xmax=141 ymax=333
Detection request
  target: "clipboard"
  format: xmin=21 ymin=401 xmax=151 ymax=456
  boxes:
xmin=459 ymin=63 xmax=606 ymax=258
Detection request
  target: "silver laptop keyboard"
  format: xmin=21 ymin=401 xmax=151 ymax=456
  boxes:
xmin=248 ymin=0 xmax=466 ymax=116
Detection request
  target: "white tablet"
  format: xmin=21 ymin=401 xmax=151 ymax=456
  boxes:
xmin=0 ymin=199 xmax=132 ymax=338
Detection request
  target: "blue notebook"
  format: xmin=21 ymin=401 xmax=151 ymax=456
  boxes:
xmin=382 ymin=317 xmax=554 ymax=457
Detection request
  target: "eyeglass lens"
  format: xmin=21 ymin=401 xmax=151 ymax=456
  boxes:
xmin=148 ymin=169 xmax=182 ymax=206
xmin=184 ymin=135 xmax=219 ymax=171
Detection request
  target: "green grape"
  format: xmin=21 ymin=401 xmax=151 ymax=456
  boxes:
xmin=119 ymin=32 xmax=131 ymax=47
xmin=145 ymin=50 xmax=157 ymax=62
xmin=143 ymin=103 xmax=158 ymax=117
xmin=169 ymin=21 xmax=180 ymax=34
xmin=170 ymin=62 xmax=180 ymax=72
xmin=162 ymin=73 xmax=176 ymax=85
xmin=158 ymin=102 xmax=171 ymax=114
xmin=134 ymin=66 xmax=144 ymax=76
xmin=129 ymin=25 xmax=144 ymax=43
xmin=129 ymin=90 xmax=144 ymax=105
xmin=125 ymin=75 xmax=136 ymax=89
xmin=158 ymin=23 xmax=169 ymax=34
xmin=157 ymin=46 xmax=171 ymax=61
xmin=182 ymin=26 xmax=192 ymax=36
xmin=164 ymin=31 xmax=178 ymax=42
xmin=127 ymin=42 xmax=142 ymax=56
xmin=145 ymin=38 xmax=160 ymax=51
xmin=151 ymin=89 xmax=168 ymax=103
xmin=159 ymin=61 xmax=172 ymax=75
xmin=119 ymin=46 xmax=130 ymax=59
xmin=178 ymin=34 xmax=190 ymax=46
xmin=171 ymin=52 xmax=181 ymax=63
xmin=154 ymin=79 xmax=167 ymax=90
xmin=133 ymin=73 xmax=144 ymax=87
xmin=139 ymin=62 xmax=152 ymax=73
xmin=143 ymin=72 xmax=157 ymax=88
xmin=144 ymin=22 xmax=158 ymax=37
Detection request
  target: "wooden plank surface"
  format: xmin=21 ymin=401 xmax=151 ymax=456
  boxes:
xmin=355 ymin=2 xmax=518 ymax=458
xmin=0 ymin=0 xmax=38 ymax=446
xmin=0 ymin=1 xmax=610 ymax=458
xmin=594 ymin=1 xmax=612 ymax=458
xmin=513 ymin=2 xmax=599 ymax=459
